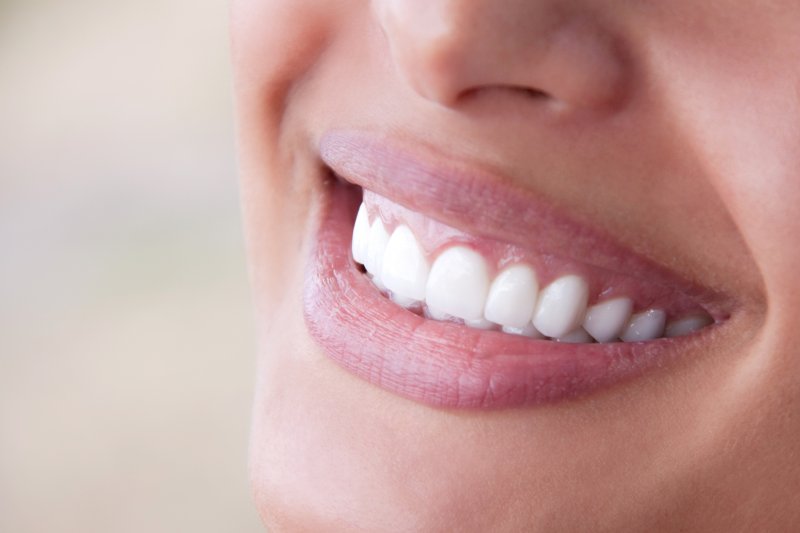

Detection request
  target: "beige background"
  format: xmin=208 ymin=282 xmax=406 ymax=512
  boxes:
xmin=0 ymin=0 xmax=262 ymax=531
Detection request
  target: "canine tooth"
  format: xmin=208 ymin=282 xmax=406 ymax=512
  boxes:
xmin=425 ymin=246 xmax=490 ymax=321
xmin=351 ymin=203 xmax=370 ymax=265
xmin=483 ymin=264 xmax=539 ymax=328
xmin=502 ymin=324 xmax=545 ymax=338
xmin=583 ymin=297 xmax=633 ymax=343
xmin=556 ymin=327 xmax=593 ymax=344
xmin=381 ymin=225 xmax=429 ymax=301
xmin=532 ymin=275 xmax=589 ymax=338
xmin=364 ymin=218 xmax=390 ymax=286
xmin=665 ymin=313 xmax=713 ymax=338
xmin=621 ymin=309 xmax=666 ymax=342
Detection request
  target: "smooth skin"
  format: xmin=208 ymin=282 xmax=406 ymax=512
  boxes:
xmin=231 ymin=1 xmax=800 ymax=530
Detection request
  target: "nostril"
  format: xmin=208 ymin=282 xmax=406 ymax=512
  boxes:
xmin=520 ymin=87 xmax=551 ymax=99
xmin=458 ymin=85 xmax=554 ymax=105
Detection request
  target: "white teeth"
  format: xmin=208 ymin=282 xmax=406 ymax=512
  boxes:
xmin=351 ymin=203 xmax=370 ymax=265
xmin=583 ymin=297 xmax=633 ymax=343
xmin=381 ymin=225 xmax=430 ymax=302
xmin=556 ymin=327 xmax=593 ymax=344
xmin=532 ymin=275 xmax=590 ymax=338
xmin=665 ymin=314 xmax=713 ymax=338
xmin=390 ymin=292 xmax=419 ymax=309
xmin=465 ymin=317 xmax=495 ymax=330
xmin=424 ymin=305 xmax=453 ymax=322
xmin=353 ymin=211 xmax=712 ymax=344
xmin=425 ymin=246 xmax=490 ymax=321
xmin=364 ymin=218 xmax=390 ymax=287
xmin=483 ymin=264 xmax=539 ymax=329
xmin=502 ymin=324 xmax=545 ymax=339
xmin=621 ymin=309 xmax=666 ymax=342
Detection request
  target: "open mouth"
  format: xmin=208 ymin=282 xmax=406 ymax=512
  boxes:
xmin=305 ymin=130 xmax=732 ymax=409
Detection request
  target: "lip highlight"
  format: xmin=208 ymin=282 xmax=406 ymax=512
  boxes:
xmin=304 ymin=131 xmax=729 ymax=409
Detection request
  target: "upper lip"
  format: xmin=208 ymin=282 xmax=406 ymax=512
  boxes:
xmin=319 ymin=129 xmax=732 ymax=320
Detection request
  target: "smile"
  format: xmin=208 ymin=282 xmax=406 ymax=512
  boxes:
xmin=305 ymin=130 xmax=732 ymax=409
xmin=353 ymin=190 xmax=714 ymax=342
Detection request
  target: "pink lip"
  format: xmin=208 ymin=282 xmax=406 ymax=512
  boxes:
xmin=304 ymin=130 xmax=729 ymax=409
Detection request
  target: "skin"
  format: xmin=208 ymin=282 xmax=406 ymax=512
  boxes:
xmin=231 ymin=1 xmax=800 ymax=531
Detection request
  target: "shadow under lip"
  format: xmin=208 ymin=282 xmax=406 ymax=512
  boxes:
xmin=303 ymin=179 xmax=719 ymax=410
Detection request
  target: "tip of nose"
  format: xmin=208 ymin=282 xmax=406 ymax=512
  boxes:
xmin=379 ymin=3 xmax=631 ymax=115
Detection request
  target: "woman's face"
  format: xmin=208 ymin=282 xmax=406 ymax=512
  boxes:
xmin=232 ymin=1 xmax=800 ymax=530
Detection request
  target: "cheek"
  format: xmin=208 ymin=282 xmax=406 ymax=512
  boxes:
xmin=231 ymin=0 xmax=332 ymax=90
xmin=232 ymin=0 xmax=346 ymax=319
xmin=657 ymin=45 xmax=800 ymax=316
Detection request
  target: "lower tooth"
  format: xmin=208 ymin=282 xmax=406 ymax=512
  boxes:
xmin=621 ymin=309 xmax=666 ymax=342
xmin=502 ymin=324 xmax=545 ymax=338
xmin=425 ymin=305 xmax=453 ymax=322
xmin=556 ymin=327 xmax=594 ymax=344
xmin=390 ymin=292 xmax=419 ymax=309
xmin=368 ymin=272 xmax=386 ymax=292
xmin=665 ymin=314 xmax=713 ymax=338
xmin=465 ymin=318 xmax=496 ymax=330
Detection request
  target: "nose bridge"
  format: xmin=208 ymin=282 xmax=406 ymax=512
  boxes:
xmin=374 ymin=0 xmax=628 ymax=111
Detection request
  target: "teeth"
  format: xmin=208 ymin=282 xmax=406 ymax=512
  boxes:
xmin=483 ymin=264 xmax=539 ymax=329
xmin=665 ymin=314 xmax=713 ymax=338
xmin=621 ymin=309 xmax=666 ymax=342
xmin=465 ymin=317 xmax=496 ymax=330
xmin=364 ymin=218 xmax=390 ymax=288
xmin=351 ymin=203 xmax=370 ymax=265
xmin=556 ymin=327 xmax=593 ymax=344
xmin=381 ymin=225 xmax=430 ymax=302
xmin=583 ymin=297 xmax=633 ymax=343
xmin=532 ymin=275 xmax=590 ymax=338
xmin=425 ymin=305 xmax=453 ymax=322
xmin=390 ymin=292 xmax=419 ymax=309
xmin=502 ymin=324 xmax=546 ymax=338
xmin=425 ymin=246 xmax=490 ymax=321
xmin=353 ymin=210 xmax=712 ymax=344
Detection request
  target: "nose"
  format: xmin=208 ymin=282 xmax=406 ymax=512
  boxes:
xmin=373 ymin=0 xmax=628 ymax=111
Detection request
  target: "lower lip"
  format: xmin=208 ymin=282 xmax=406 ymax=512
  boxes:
xmin=304 ymin=180 xmax=707 ymax=409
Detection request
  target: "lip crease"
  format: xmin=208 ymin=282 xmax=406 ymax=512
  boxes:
xmin=304 ymin=130 xmax=731 ymax=409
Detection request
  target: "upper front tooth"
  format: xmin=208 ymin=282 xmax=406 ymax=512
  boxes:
xmin=532 ymin=274 xmax=589 ymax=338
xmin=364 ymin=218 xmax=390 ymax=286
xmin=583 ymin=297 xmax=633 ymax=343
xmin=665 ymin=313 xmax=713 ymax=338
xmin=351 ymin=203 xmax=370 ymax=265
xmin=381 ymin=225 xmax=429 ymax=301
xmin=425 ymin=246 xmax=490 ymax=321
xmin=483 ymin=264 xmax=539 ymax=329
xmin=621 ymin=309 xmax=666 ymax=342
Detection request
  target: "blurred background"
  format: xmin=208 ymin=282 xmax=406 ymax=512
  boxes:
xmin=0 ymin=0 xmax=262 ymax=531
